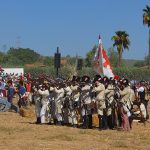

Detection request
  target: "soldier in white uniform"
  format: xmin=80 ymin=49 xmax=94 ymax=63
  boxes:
xmin=105 ymin=79 xmax=115 ymax=129
xmin=63 ymin=81 xmax=72 ymax=125
xmin=48 ymin=83 xmax=56 ymax=124
xmin=38 ymin=83 xmax=50 ymax=124
xmin=119 ymin=79 xmax=131 ymax=105
xmin=93 ymin=75 xmax=106 ymax=130
xmin=119 ymin=79 xmax=132 ymax=128
xmin=32 ymin=84 xmax=42 ymax=124
xmin=137 ymin=81 xmax=149 ymax=120
xmin=54 ymin=83 xmax=65 ymax=125
xmin=80 ymin=76 xmax=93 ymax=129
xmin=70 ymin=77 xmax=80 ymax=128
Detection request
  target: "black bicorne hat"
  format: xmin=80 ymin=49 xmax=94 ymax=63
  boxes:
xmin=93 ymin=74 xmax=102 ymax=83
xmin=103 ymin=76 xmax=109 ymax=82
xmin=72 ymin=75 xmax=80 ymax=82
xmin=81 ymin=75 xmax=90 ymax=83
xmin=122 ymin=79 xmax=129 ymax=86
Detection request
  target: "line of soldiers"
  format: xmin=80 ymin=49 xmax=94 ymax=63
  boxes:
xmin=32 ymin=75 xmax=149 ymax=130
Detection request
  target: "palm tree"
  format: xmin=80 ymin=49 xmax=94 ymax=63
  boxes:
xmin=143 ymin=5 xmax=150 ymax=27
xmin=111 ymin=31 xmax=130 ymax=67
xmin=143 ymin=5 xmax=150 ymax=68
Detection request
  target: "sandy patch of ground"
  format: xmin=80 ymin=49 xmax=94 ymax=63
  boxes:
xmin=0 ymin=98 xmax=150 ymax=150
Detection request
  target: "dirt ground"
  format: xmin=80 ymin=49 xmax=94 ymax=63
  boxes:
xmin=0 ymin=104 xmax=150 ymax=150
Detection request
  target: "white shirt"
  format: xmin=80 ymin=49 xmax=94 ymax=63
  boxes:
xmin=137 ymin=86 xmax=144 ymax=92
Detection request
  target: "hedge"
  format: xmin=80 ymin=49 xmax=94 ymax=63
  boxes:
xmin=24 ymin=66 xmax=150 ymax=81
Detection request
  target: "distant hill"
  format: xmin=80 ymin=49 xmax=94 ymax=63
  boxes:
xmin=122 ymin=59 xmax=144 ymax=67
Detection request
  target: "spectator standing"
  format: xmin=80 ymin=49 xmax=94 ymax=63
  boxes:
xmin=17 ymin=80 xmax=27 ymax=108
xmin=7 ymin=80 xmax=19 ymax=112
xmin=25 ymin=80 xmax=32 ymax=104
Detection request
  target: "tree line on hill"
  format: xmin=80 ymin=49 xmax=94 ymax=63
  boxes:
xmin=0 ymin=46 xmax=148 ymax=68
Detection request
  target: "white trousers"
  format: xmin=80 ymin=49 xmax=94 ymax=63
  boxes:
xmin=40 ymin=102 xmax=49 ymax=123
xmin=69 ymin=110 xmax=78 ymax=125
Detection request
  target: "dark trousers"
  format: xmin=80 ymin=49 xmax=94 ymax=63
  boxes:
xmin=112 ymin=108 xmax=118 ymax=127
xmin=98 ymin=115 xmax=108 ymax=130
xmin=11 ymin=103 xmax=19 ymax=113
xmin=107 ymin=115 xmax=114 ymax=129
xmin=83 ymin=115 xmax=93 ymax=129
xmin=8 ymin=97 xmax=19 ymax=113
xmin=18 ymin=98 xmax=27 ymax=108
xmin=128 ymin=116 xmax=132 ymax=129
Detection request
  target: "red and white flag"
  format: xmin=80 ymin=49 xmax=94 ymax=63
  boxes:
xmin=93 ymin=35 xmax=114 ymax=78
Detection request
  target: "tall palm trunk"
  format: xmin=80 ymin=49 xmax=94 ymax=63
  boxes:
xmin=118 ymin=48 xmax=123 ymax=67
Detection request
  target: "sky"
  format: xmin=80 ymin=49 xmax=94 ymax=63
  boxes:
xmin=0 ymin=0 xmax=149 ymax=60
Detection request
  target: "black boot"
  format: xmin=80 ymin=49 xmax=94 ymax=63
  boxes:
xmin=48 ymin=121 xmax=52 ymax=125
xmin=88 ymin=115 xmax=93 ymax=129
xmin=35 ymin=117 xmax=41 ymax=124
xmin=129 ymin=116 xmax=133 ymax=129
xmin=53 ymin=118 xmax=57 ymax=125
xmin=98 ymin=115 xmax=102 ymax=130
xmin=101 ymin=115 xmax=108 ymax=130
xmin=56 ymin=121 xmax=62 ymax=126
xmin=82 ymin=115 xmax=88 ymax=129
xmin=107 ymin=115 xmax=114 ymax=129
xmin=72 ymin=124 xmax=78 ymax=128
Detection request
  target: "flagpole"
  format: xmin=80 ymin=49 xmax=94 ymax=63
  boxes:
xmin=98 ymin=35 xmax=104 ymax=76
xmin=93 ymin=34 xmax=114 ymax=78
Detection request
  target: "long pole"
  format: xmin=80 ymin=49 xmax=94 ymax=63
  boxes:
xmin=56 ymin=68 xmax=58 ymax=78
xmin=56 ymin=47 xmax=59 ymax=78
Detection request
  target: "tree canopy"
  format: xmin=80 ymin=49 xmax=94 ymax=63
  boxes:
xmin=6 ymin=47 xmax=41 ymax=65
xmin=107 ymin=47 xmax=118 ymax=67
xmin=111 ymin=31 xmax=130 ymax=66
xmin=143 ymin=5 xmax=150 ymax=27
xmin=85 ymin=45 xmax=97 ymax=67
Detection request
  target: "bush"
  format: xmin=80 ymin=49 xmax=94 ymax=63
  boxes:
xmin=133 ymin=61 xmax=146 ymax=67
xmin=25 ymin=67 xmax=55 ymax=78
xmin=24 ymin=66 xmax=150 ymax=81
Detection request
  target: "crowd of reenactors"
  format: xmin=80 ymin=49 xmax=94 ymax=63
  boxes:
xmin=0 ymin=72 xmax=149 ymax=131
xmin=30 ymin=74 xmax=149 ymax=131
